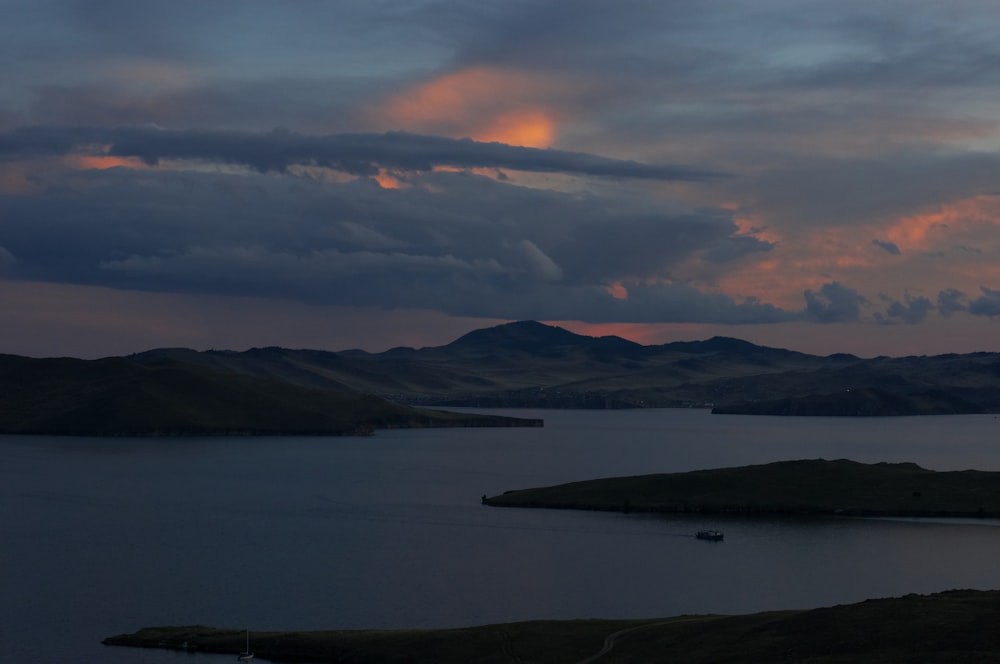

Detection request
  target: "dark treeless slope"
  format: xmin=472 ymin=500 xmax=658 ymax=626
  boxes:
xmin=0 ymin=354 xmax=539 ymax=436
xmin=137 ymin=321 xmax=1000 ymax=414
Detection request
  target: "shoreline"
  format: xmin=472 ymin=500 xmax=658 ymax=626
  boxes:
xmin=102 ymin=589 xmax=1000 ymax=663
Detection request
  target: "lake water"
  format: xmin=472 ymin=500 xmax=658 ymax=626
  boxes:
xmin=3 ymin=408 xmax=1000 ymax=663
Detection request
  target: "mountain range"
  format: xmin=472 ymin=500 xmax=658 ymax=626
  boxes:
xmin=133 ymin=320 xmax=1000 ymax=415
xmin=3 ymin=320 xmax=1000 ymax=435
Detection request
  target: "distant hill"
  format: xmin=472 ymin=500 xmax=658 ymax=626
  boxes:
xmin=131 ymin=320 xmax=1000 ymax=415
xmin=5 ymin=320 xmax=1000 ymax=426
xmin=443 ymin=319 xmax=643 ymax=356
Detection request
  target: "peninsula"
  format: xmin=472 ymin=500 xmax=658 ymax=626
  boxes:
xmin=0 ymin=353 xmax=541 ymax=436
xmin=103 ymin=589 xmax=1000 ymax=663
xmin=483 ymin=458 xmax=1000 ymax=518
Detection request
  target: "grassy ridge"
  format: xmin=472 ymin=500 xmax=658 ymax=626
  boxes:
xmin=103 ymin=589 xmax=1000 ymax=663
xmin=484 ymin=459 xmax=1000 ymax=517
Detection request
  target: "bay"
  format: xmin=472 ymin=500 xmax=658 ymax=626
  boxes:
xmin=3 ymin=409 xmax=1000 ymax=663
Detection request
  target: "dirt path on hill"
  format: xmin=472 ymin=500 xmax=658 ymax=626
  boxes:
xmin=574 ymin=616 xmax=712 ymax=663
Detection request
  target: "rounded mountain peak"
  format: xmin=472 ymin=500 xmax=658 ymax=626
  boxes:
xmin=445 ymin=321 xmax=583 ymax=352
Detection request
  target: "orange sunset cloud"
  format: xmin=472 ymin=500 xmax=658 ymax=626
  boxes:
xmin=886 ymin=195 xmax=1000 ymax=252
xmin=0 ymin=162 xmax=40 ymax=195
xmin=70 ymin=155 xmax=148 ymax=171
xmin=373 ymin=169 xmax=405 ymax=189
xmin=378 ymin=66 xmax=566 ymax=148
xmin=1 ymin=154 xmax=149 ymax=195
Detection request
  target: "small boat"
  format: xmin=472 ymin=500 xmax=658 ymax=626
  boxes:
xmin=237 ymin=629 xmax=254 ymax=661
xmin=696 ymin=530 xmax=724 ymax=541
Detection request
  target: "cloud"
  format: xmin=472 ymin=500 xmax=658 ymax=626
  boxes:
xmin=517 ymin=240 xmax=563 ymax=281
xmin=427 ymin=278 xmax=796 ymax=325
xmin=0 ymin=163 xmax=790 ymax=326
xmin=594 ymin=283 xmax=794 ymax=325
xmin=0 ymin=246 xmax=16 ymax=272
xmin=704 ymin=234 xmax=775 ymax=263
xmin=881 ymin=294 xmax=933 ymax=325
xmin=936 ymin=288 xmax=967 ymax=317
xmin=968 ymin=287 xmax=1000 ymax=318
xmin=723 ymin=152 xmax=1000 ymax=240
xmin=377 ymin=66 xmax=568 ymax=148
xmin=803 ymin=282 xmax=865 ymax=323
xmin=871 ymin=239 xmax=901 ymax=255
xmin=0 ymin=125 xmax=725 ymax=181
xmin=5 ymin=2 xmax=1000 ymax=354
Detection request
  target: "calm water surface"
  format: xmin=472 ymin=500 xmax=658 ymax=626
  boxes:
xmin=3 ymin=409 xmax=1000 ymax=663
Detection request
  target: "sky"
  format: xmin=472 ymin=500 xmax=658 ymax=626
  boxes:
xmin=2 ymin=0 xmax=1000 ymax=358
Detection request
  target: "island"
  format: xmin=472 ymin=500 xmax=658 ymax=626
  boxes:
xmin=482 ymin=459 xmax=1000 ymax=518
xmin=103 ymin=589 xmax=1000 ymax=662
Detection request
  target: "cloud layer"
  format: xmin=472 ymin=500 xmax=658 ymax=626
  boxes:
xmin=0 ymin=152 xmax=781 ymax=325
xmin=0 ymin=126 xmax=725 ymax=181
xmin=1 ymin=0 xmax=999 ymax=354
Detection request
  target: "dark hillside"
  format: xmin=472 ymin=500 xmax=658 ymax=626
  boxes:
xmin=104 ymin=589 xmax=1000 ymax=663
xmin=14 ymin=320 xmax=1000 ymax=416
xmin=128 ymin=322 xmax=1000 ymax=414
xmin=0 ymin=354 xmax=537 ymax=436
xmin=433 ymin=320 xmax=644 ymax=366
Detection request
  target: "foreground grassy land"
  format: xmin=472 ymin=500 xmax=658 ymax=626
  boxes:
xmin=484 ymin=458 xmax=1000 ymax=517
xmin=104 ymin=589 xmax=1000 ymax=663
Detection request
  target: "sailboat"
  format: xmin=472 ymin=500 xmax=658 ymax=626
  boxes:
xmin=237 ymin=628 xmax=254 ymax=661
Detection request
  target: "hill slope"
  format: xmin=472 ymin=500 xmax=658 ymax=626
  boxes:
xmin=8 ymin=320 xmax=1000 ymax=422
xmin=0 ymin=354 xmax=539 ymax=436
xmin=135 ymin=321 xmax=1000 ymax=415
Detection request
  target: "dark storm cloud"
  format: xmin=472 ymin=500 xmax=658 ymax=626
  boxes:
xmin=0 ymin=125 xmax=724 ymax=181
xmin=803 ymin=282 xmax=865 ymax=323
xmin=0 ymin=164 xmax=787 ymax=325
